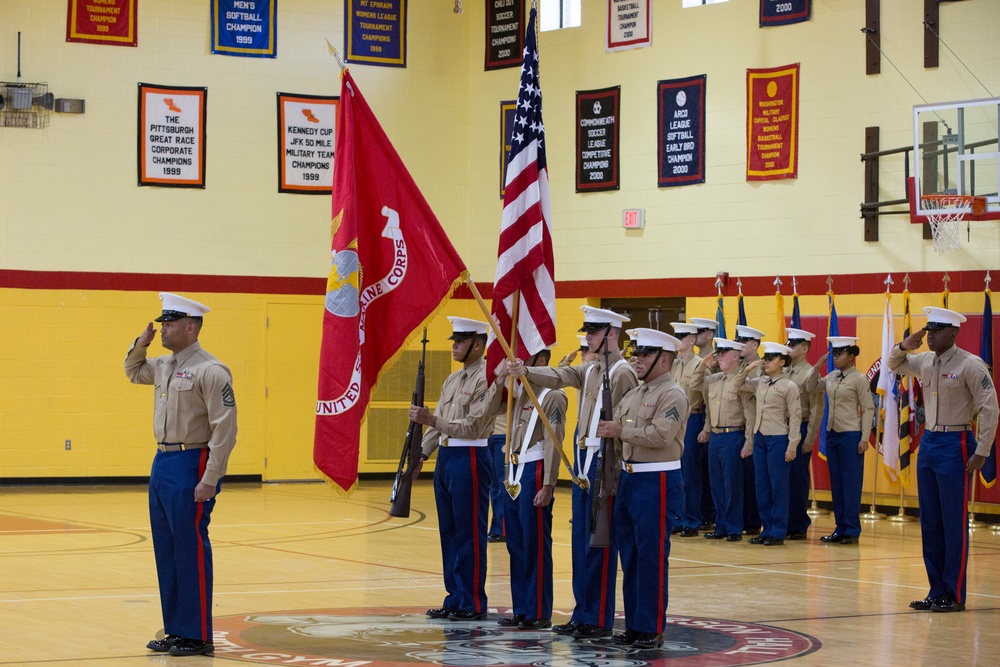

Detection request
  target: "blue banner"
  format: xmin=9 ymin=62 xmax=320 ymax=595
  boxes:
xmin=211 ymin=0 xmax=277 ymax=58
xmin=657 ymin=75 xmax=705 ymax=187
xmin=345 ymin=0 xmax=406 ymax=68
xmin=760 ymin=0 xmax=810 ymax=27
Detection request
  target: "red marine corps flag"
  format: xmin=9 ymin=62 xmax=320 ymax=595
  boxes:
xmin=486 ymin=3 xmax=557 ymax=381
xmin=315 ymin=69 xmax=467 ymax=493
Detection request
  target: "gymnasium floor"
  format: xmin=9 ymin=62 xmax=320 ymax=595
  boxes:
xmin=2 ymin=480 xmax=998 ymax=666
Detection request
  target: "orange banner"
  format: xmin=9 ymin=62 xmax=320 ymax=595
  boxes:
xmin=66 ymin=0 xmax=137 ymax=47
xmin=746 ymin=63 xmax=799 ymax=181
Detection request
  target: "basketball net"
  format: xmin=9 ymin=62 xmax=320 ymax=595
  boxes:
xmin=920 ymin=195 xmax=982 ymax=254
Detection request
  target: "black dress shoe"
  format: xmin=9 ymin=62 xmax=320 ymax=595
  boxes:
xmin=786 ymin=531 xmax=807 ymax=540
xmin=839 ymin=536 xmax=859 ymax=545
xmin=820 ymin=533 xmax=844 ymax=543
xmin=488 ymin=534 xmax=506 ymax=543
xmin=725 ymin=534 xmax=743 ymax=542
xmin=931 ymin=598 xmax=966 ymax=613
xmin=450 ymin=610 xmax=487 ymax=621
xmin=704 ymin=531 xmax=727 ymax=540
xmin=748 ymin=535 xmax=768 ymax=544
xmin=168 ymin=639 xmax=214 ymax=656
xmin=744 ymin=527 xmax=761 ymax=535
xmin=552 ymin=621 xmax=582 ymax=635
xmin=678 ymin=527 xmax=700 ymax=537
xmin=520 ymin=618 xmax=551 ymax=629
xmin=613 ymin=629 xmax=641 ymax=645
xmin=762 ymin=537 xmax=784 ymax=546
xmin=146 ymin=635 xmax=181 ymax=652
xmin=671 ymin=526 xmax=682 ymax=535
xmin=498 ymin=614 xmax=525 ymax=627
xmin=632 ymin=632 xmax=664 ymax=649
xmin=426 ymin=607 xmax=455 ymax=618
xmin=699 ymin=522 xmax=716 ymax=531
xmin=909 ymin=596 xmax=938 ymax=611
xmin=573 ymin=624 xmax=612 ymax=639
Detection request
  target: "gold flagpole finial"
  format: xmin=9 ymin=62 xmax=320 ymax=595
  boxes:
xmin=792 ymin=276 xmax=798 ymax=294
xmin=774 ymin=275 xmax=783 ymax=292
xmin=737 ymin=277 xmax=744 ymax=296
xmin=903 ymin=272 xmax=911 ymax=290
xmin=325 ymin=38 xmax=346 ymax=71
xmin=986 ymin=270 xmax=992 ymax=290
xmin=884 ymin=273 xmax=894 ymax=293
xmin=826 ymin=275 xmax=834 ymax=293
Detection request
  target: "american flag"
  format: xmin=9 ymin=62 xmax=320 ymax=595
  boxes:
xmin=487 ymin=4 xmax=556 ymax=380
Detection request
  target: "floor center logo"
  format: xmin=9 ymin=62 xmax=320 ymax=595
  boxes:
xmin=211 ymin=607 xmax=819 ymax=666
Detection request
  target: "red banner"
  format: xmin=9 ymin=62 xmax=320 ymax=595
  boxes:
xmin=746 ymin=63 xmax=799 ymax=181
xmin=66 ymin=0 xmax=137 ymax=47
xmin=314 ymin=70 xmax=467 ymax=493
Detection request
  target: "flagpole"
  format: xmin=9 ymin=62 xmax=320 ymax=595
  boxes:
xmin=887 ymin=483 xmax=916 ymax=522
xmin=861 ymin=451 xmax=886 ymax=520
xmin=807 ymin=458 xmax=829 ymax=516
xmin=462 ymin=272 xmax=588 ymax=489
xmin=503 ymin=292 xmax=520 ymax=499
xmin=968 ymin=482 xmax=985 ymax=527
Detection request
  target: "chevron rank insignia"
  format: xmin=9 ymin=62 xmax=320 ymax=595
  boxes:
xmin=222 ymin=383 xmax=236 ymax=408
xmin=549 ymin=408 xmax=564 ymax=425
xmin=664 ymin=406 xmax=680 ymax=421
xmin=984 ymin=374 xmax=994 ymax=391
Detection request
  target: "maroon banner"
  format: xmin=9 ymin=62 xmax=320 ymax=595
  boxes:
xmin=746 ymin=63 xmax=799 ymax=181
xmin=66 ymin=0 xmax=137 ymax=47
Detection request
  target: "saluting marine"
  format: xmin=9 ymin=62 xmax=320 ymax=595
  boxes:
xmin=783 ymin=328 xmax=824 ymax=539
xmin=735 ymin=324 xmax=766 ymax=535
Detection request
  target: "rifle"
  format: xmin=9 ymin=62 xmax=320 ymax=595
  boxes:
xmin=389 ymin=329 xmax=428 ymax=518
xmin=589 ymin=328 xmax=618 ymax=548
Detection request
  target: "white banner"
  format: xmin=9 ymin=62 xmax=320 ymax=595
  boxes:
xmin=607 ymin=0 xmax=651 ymax=52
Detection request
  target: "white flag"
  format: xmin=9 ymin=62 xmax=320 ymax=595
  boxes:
xmin=877 ymin=294 xmax=900 ymax=480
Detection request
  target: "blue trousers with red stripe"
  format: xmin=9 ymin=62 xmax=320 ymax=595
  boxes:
xmin=433 ymin=445 xmax=490 ymax=614
xmin=615 ymin=467 xmax=682 ymax=634
xmin=678 ymin=412 xmax=708 ymax=530
xmin=787 ymin=421 xmax=813 ymax=534
xmin=487 ymin=434 xmax=506 ymax=537
xmin=707 ymin=430 xmax=744 ymax=537
xmin=753 ymin=433 xmax=791 ymax=540
xmin=504 ymin=460 xmax=553 ymax=620
xmin=149 ymin=448 xmax=216 ymax=642
xmin=917 ymin=430 xmax=974 ymax=604
xmin=569 ymin=448 xmax=617 ymax=628
xmin=826 ymin=430 xmax=864 ymax=538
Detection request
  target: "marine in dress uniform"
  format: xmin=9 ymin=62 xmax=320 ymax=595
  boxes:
xmin=670 ymin=322 xmax=709 ymax=537
xmin=736 ymin=324 xmax=766 ymax=534
xmin=743 ymin=342 xmax=801 ymax=546
xmin=126 ymin=293 xmax=238 ymax=657
xmin=889 ymin=307 xmax=999 ymax=612
xmin=510 ymin=306 xmax=638 ymax=639
xmin=489 ymin=350 xmax=567 ymax=629
xmin=691 ymin=317 xmax=721 ymax=528
xmin=597 ymin=328 xmax=688 ymax=650
xmin=409 ymin=317 xmax=496 ymax=621
xmin=816 ymin=337 xmax=874 ymax=545
xmin=690 ymin=338 xmax=755 ymax=541
xmin=784 ymin=328 xmax=823 ymax=539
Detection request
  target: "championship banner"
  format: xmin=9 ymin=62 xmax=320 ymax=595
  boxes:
xmin=345 ymin=0 xmax=406 ymax=68
xmin=66 ymin=0 xmax=137 ymax=47
xmin=760 ymin=0 xmax=811 ymax=27
xmin=500 ymin=99 xmax=517 ymax=198
xmin=277 ymin=93 xmax=338 ymax=194
xmin=485 ymin=0 xmax=524 ymax=71
xmin=746 ymin=63 xmax=799 ymax=181
xmin=607 ymin=0 xmax=651 ymax=52
xmin=576 ymin=86 xmax=620 ymax=192
xmin=211 ymin=0 xmax=277 ymax=58
xmin=657 ymin=75 xmax=705 ymax=187
xmin=137 ymin=83 xmax=206 ymax=188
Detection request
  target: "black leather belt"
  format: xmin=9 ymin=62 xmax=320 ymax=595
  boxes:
xmin=157 ymin=442 xmax=209 ymax=452
xmin=711 ymin=426 xmax=743 ymax=434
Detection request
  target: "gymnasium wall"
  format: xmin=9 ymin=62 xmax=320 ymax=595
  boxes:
xmin=1 ymin=1 xmax=997 ymax=495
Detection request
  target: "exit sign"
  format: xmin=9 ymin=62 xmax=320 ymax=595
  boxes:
xmin=622 ymin=208 xmax=645 ymax=229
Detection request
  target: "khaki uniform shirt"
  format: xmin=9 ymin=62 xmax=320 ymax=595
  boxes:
xmin=691 ymin=361 xmax=754 ymax=433
xmin=889 ymin=344 xmax=999 ymax=457
xmin=482 ymin=380 xmax=567 ymax=487
xmin=741 ymin=357 xmax=763 ymax=448
xmin=786 ymin=359 xmax=824 ymax=448
xmin=525 ymin=349 xmax=639 ymax=451
xmin=124 ymin=340 xmax=238 ymax=486
xmin=672 ymin=349 xmax=707 ymax=413
xmin=420 ymin=357 xmax=494 ymax=458
xmin=745 ymin=375 xmax=801 ymax=454
xmin=615 ymin=371 xmax=689 ymax=463
xmin=818 ymin=366 xmax=875 ymax=443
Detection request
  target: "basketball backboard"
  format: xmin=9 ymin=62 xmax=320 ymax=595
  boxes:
xmin=913 ymin=96 xmax=1000 ymax=222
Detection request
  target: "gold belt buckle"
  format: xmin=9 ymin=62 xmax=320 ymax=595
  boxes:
xmin=578 ymin=437 xmax=587 ymax=449
xmin=441 ymin=437 xmax=449 ymax=447
xmin=511 ymin=452 xmax=520 ymax=465
xmin=624 ymin=462 xmax=633 ymax=473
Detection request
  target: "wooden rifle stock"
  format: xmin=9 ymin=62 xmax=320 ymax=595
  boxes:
xmin=389 ymin=330 xmax=428 ymax=518
xmin=589 ymin=333 xmax=618 ymax=548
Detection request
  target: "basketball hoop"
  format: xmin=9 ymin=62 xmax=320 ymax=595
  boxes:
xmin=919 ymin=194 xmax=986 ymax=254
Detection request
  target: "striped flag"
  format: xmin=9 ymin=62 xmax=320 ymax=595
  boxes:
xmin=818 ymin=291 xmax=839 ymax=459
xmin=877 ymin=293 xmax=901 ymax=480
xmin=486 ymin=3 xmax=556 ymax=381
xmin=981 ymin=287 xmax=996 ymax=487
xmin=897 ymin=289 xmax=915 ymax=486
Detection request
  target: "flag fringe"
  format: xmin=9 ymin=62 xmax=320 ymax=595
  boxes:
xmin=317 ymin=469 xmax=358 ymax=496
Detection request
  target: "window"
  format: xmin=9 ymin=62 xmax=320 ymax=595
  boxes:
xmin=682 ymin=0 xmax=729 ymax=7
xmin=540 ymin=0 xmax=581 ymax=31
